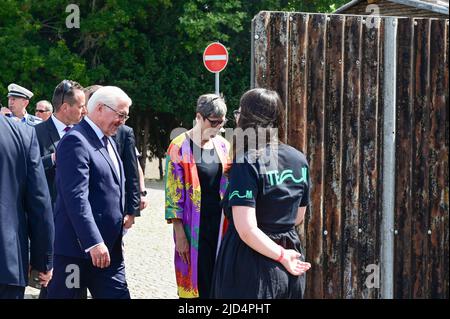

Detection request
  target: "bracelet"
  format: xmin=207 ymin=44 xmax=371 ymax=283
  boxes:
xmin=275 ymin=246 xmax=284 ymax=262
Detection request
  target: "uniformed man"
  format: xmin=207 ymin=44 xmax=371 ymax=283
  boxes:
xmin=0 ymin=83 xmax=42 ymax=126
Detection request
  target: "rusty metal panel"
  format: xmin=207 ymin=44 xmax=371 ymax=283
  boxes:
xmin=339 ymin=0 xmax=448 ymax=19
xmin=411 ymin=18 xmax=432 ymax=298
xmin=288 ymin=13 xmax=309 ymax=153
xmin=428 ymin=19 xmax=449 ymax=298
xmin=252 ymin=11 xmax=289 ymax=138
xmin=252 ymin=10 xmax=448 ymax=299
xmin=444 ymin=19 xmax=449 ymax=300
xmin=253 ymin=11 xmax=270 ymax=89
xmin=376 ymin=16 xmax=385 ymax=298
xmin=394 ymin=18 xmax=415 ymax=299
xmin=288 ymin=13 xmax=309 ymax=290
xmin=358 ymin=15 xmax=383 ymax=299
xmin=321 ymin=14 xmax=345 ymax=299
xmin=341 ymin=15 xmax=362 ymax=299
xmin=304 ymin=13 xmax=327 ymax=299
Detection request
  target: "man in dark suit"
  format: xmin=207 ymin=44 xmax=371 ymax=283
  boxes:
xmin=34 ymin=80 xmax=86 ymax=298
xmin=113 ymin=125 xmax=142 ymax=227
xmin=0 ymin=115 xmax=54 ymax=299
xmin=47 ymin=86 xmax=132 ymax=299
xmin=84 ymin=85 xmax=147 ymax=228
xmin=35 ymin=80 xmax=87 ymax=204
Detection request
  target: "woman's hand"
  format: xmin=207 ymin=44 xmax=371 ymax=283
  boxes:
xmin=279 ymin=249 xmax=311 ymax=276
xmin=172 ymin=219 xmax=190 ymax=265
xmin=175 ymin=234 xmax=190 ymax=265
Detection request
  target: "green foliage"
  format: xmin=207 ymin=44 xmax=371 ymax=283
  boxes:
xmin=0 ymin=0 xmax=347 ymax=163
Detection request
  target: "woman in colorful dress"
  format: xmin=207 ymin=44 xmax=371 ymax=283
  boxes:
xmin=165 ymin=94 xmax=230 ymax=298
xmin=211 ymin=88 xmax=311 ymax=298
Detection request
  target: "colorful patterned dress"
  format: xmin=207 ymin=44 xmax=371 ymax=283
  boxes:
xmin=164 ymin=132 xmax=230 ymax=298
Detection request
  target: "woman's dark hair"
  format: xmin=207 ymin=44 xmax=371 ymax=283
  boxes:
xmin=233 ymin=88 xmax=286 ymax=161
xmin=238 ymin=88 xmax=285 ymax=137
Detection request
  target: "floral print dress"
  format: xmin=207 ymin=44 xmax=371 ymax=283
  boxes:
xmin=164 ymin=132 xmax=229 ymax=298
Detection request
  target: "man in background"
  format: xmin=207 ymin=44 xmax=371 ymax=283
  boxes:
xmin=35 ymin=100 xmax=53 ymax=121
xmin=34 ymin=80 xmax=87 ymax=299
xmin=35 ymin=80 xmax=86 ymax=205
xmin=0 ymin=83 xmax=42 ymax=126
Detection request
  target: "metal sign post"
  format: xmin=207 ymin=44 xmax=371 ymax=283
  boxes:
xmin=215 ymin=73 xmax=220 ymax=95
xmin=203 ymin=42 xmax=229 ymax=96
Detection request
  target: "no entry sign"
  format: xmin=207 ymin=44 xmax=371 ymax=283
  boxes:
xmin=203 ymin=42 xmax=228 ymax=73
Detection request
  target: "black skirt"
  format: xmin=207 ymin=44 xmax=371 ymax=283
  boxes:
xmin=211 ymin=224 xmax=306 ymax=299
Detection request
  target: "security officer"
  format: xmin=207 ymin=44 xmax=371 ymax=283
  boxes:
xmin=0 ymin=83 xmax=42 ymax=126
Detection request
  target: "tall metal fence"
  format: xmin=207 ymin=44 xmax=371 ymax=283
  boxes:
xmin=251 ymin=11 xmax=448 ymax=298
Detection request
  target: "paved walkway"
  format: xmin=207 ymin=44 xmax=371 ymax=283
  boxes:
xmin=25 ymin=180 xmax=178 ymax=299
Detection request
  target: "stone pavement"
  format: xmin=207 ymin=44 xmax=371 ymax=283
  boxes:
xmin=25 ymin=180 xmax=178 ymax=299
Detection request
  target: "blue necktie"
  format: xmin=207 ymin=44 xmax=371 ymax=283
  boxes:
xmin=102 ymin=135 xmax=109 ymax=148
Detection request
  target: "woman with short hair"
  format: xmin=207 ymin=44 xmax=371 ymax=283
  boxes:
xmin=165 ymin=94 xmax=230 ymax=298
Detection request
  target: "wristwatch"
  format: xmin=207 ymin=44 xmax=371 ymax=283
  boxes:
xmin=140 ymin=190 xmax=147 ymax=196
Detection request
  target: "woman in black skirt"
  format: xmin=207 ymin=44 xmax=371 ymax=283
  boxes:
xmin=211 ymin=88 xmax=311 ymax=299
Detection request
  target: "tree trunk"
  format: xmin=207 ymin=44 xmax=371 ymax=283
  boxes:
xmin=140 ymin=115 xmax=150 ymax=173
xmin=158 ymin=156 xmax=163 ymax=180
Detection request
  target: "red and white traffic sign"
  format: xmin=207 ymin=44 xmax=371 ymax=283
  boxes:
xmin=203 ymin=42 xmax=228 ymax=73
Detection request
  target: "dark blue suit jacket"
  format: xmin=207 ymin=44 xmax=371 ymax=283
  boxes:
xmin=54 ymin=118 xmax=125 ymax=259
xmin=34 ymin=118 xmax=60 ymax=204
xmin=0 ymin=116 xmax=54 ymax=286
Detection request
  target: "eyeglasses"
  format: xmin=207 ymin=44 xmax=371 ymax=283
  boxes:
xmin=36 ymin=109 xmax=49 ymax=113
xmin=60 ymin=80 xmax=73 ymax=106
xmin=103 ymin=103 xmax=130 ymax=122
xmin=233 ymin=110 xmax=241 ymax=118
xmin=204 ymin=116 xmax=227 ymax=128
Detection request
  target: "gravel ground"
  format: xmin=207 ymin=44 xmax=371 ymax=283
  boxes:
xmin=25 ymin=180 xmax=178 ymax=299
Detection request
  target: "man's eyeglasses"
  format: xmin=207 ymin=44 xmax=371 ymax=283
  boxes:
xmin=233 ymin=110 xmax=241 ymax=118
xmin=36 ymin=109 xmax=49 ymax=113
xmin=60 ymin=80 xmax=73 ymax=106
xmin=103 ymin=103 xmax=130 ymax=122
xmin=205 ymin=117 xmax=227 ymax=128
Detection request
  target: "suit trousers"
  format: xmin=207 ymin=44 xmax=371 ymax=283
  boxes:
xmin=46 ymin=252 xmax=130 ymax=299
xmin=0 ymin=284 xmax=25 ymax=299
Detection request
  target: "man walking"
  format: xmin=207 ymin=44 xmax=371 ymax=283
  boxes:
xmin=47 ymin=86 xmax=132 ymax=299
xmin=0 ymin=115 xmax=54 ymax=299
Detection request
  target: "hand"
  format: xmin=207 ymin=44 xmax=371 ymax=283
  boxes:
xmin=123 ymin=214 xmax=135 ymax=229
xmin=1 ymin=106 xmax=12 ymax=116
xmin=175 ymin=234 xmax=190 ymax=265
xmin=51 ymin=152 xmax=56 ymax=164
xmin=279 ymin=249 xmax=311 ymax=276
xmin=39 ymin=269 xmax=53 ymax=287
xmin=89 ymin=243 xmax=111 ymax=268
xmin=139 ymin=195 xmax=149 ymax=211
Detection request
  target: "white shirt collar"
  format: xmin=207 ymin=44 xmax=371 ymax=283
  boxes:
xmin=51 ymin=114 xmax=69 ymax=135
xmin=84 ymin=115 xmax=106 ymax=142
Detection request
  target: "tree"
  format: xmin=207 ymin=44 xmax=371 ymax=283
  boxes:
xmin=0 ymin=0 xmax=347 ymax=178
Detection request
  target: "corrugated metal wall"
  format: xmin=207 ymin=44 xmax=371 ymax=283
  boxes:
xmin=340 ymin=0 xmax=448 ymax=19
xmin=251 ymin=11 xmax=448 ymax=298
